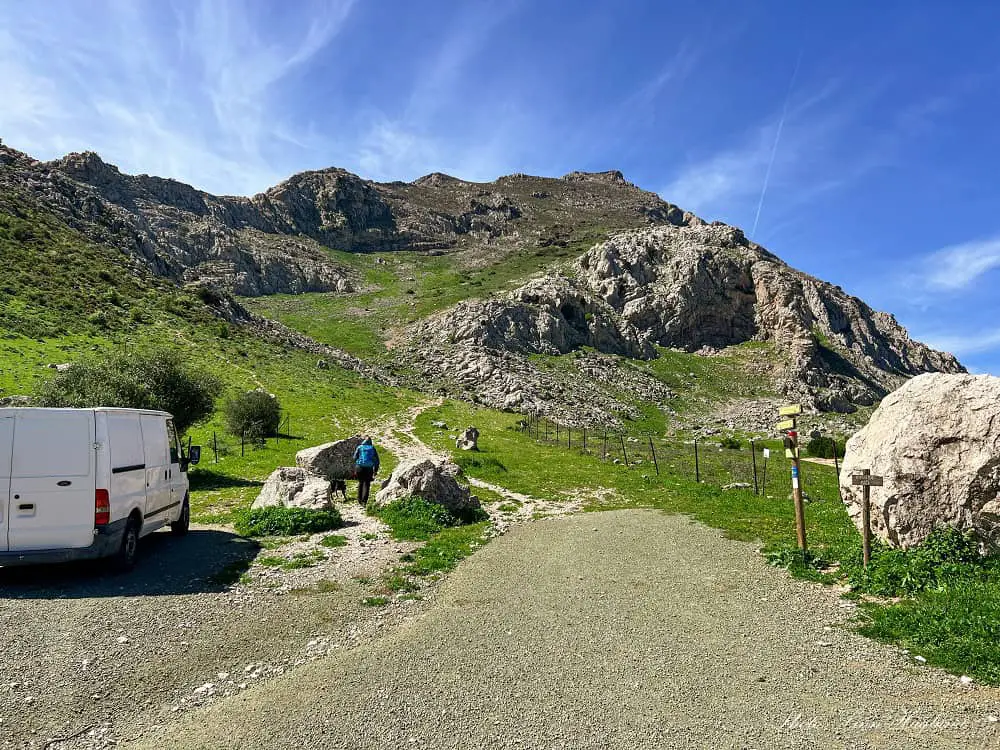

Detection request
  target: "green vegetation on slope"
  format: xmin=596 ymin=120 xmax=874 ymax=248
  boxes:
xmin=242 ymin=232 xmax=606 ymax=359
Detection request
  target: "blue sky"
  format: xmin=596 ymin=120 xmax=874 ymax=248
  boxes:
xmin=2 ymin=0 xmax=1000 ymax=372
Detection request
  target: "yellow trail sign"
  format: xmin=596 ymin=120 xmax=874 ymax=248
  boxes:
xmin=776 ymin=419 xmax=796 ymax=431
xmin=779 ymin=404 xmax=802 ymax=416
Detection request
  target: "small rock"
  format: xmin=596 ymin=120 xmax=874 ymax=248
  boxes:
xmin=914 ymin=655 xmax=927 ymax=664
xmin=960 ymin=675 xmax=974 ymax=686
xmin=116 ymin=635 xmax=129 ymax=644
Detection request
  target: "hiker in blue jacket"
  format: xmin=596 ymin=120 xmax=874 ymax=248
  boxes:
xmin=353 ymin=437 xmax=380 ymax=506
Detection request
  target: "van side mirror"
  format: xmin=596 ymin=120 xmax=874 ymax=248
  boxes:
xmin=188 ymin=446 xmax=201 ymax=466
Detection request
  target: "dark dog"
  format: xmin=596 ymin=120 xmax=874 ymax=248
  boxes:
xmin=331 ymin=479 xmax=348 ymax=501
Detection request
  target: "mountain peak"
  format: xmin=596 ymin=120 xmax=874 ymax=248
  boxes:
xmin=561 ymin=170 xmax=631 ymax=186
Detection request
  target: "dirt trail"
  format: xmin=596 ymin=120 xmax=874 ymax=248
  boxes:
xmin=367 ymin=400 xmax=581 ymax=531
xmin=130 ymin=510 xmax=1000 ymax=750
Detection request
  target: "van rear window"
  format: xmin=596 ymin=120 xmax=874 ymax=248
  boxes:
xmin=13 ymin=413 xmax=93 ymax=478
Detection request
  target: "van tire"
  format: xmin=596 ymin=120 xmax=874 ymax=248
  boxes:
xmin=171 ymin=496 xmax=190 ymax=536
xmin=113 ymin=519 xmax=141 ymax=572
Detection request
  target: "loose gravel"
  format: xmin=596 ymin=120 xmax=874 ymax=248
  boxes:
xmin=128 ymin=510 xmax=1000 ymax=749
xmin=0 ymin=520 xmax=431 ymax=750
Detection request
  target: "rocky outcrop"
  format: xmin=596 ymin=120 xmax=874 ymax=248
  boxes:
xmin=840 ymin=374 xmax=1000 ymax=549
xmin=372 ymin=459 xmax=482 ymax=519
xmin=296 ymin=436 xmax=364 ymax=480
xmin=253 ymin=467 xmax=333 ymax=511
xmin=403 ymin=223 xmax=962 ymax=418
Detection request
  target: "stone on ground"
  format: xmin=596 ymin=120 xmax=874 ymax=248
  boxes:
xmin=373 ymin=459 xmax=482 ymax=518
xmin=296 ymin=436 xmax=364 ymax=480
xmin=456 ymin=426 xmax=480 ymax=451
xmin=253 ymin=467 xmax=333 ymax=510
xmin=840 ymin=373 xmax=1000 ymax=548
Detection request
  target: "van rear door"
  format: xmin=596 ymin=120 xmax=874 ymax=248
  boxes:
xmin=9 ymin=410 xmax=96 ymax=551
xmin=0 ymin=417 xmax=13 ymax=552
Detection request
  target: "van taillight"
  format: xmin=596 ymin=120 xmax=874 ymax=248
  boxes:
xmin=95 ymin=489 xmax=110 ymax=526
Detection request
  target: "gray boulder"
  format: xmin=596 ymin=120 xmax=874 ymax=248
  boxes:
xmin=840 ymin=373 xmax=1000 ymax=549
xmin=456 ymin=426 xmax=480 ymax=451
xmin=253 ymin=467 xmax=332 ymax=510
xmin=372 ymin=459 xmax=482 ymax=518
xmin=296 ymin=436 xmax=364 ymax=480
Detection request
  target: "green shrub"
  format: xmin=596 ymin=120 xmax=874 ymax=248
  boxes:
xmin=372 ymin=497 xmax=456 ymax=541
xmin=806 ymin=435 xmax=845 ymax=459
xmin=719 ymin=436 xmax=741 ymax=450
xmin=34 ymin=346 xmax=221 ymax=434
xmin=234 ymin=506 xmax=343 ymax=537
xmin=845 ymin=527 xmax=991 ymax=597
xmin=224 ymin=390 xmax=282 ymax=439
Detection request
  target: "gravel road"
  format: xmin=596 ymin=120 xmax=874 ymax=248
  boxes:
xmin=0 ymin=521 xmax=425 ymax=750
xmin=129 ymin=510 xmax=1000 ymax=749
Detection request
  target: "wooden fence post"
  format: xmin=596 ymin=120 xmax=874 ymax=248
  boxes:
xmin=751 ymin=440 xmax=759 ymax=495
xmin=648 ymin=437 xmax=659 ymax=475
xmin=620 ymin=435 xmax=630 ymax=467
xmin=694 ymin=439 xmax=700 ymax=483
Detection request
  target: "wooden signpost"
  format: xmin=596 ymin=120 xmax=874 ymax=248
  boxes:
xmin=852 ymin=469 xmax=884 ymax=567
xmin=777 ymin=405 xmax=806 ymax=551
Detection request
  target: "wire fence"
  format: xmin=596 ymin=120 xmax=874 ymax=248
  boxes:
xmin=208 ymin=414 xmax=293 ymax=462
xmin=519 ymin=412 xmax=841 ymax=500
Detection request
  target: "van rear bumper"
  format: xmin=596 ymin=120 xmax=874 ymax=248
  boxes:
xmin=0 ymin=520 xmax=125 ymax=566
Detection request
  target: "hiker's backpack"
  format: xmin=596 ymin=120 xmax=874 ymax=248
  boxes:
xmin=356 ymin=444 xmax=376 ymax=468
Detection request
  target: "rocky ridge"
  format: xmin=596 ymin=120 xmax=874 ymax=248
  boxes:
xmin=402 ymin=223 xmax=963 ymax=419
xmin=0 ymin=142 xmax=685 ymax=296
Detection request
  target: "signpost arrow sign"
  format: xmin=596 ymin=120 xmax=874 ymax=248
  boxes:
xmin=779 ymin=404 xmax=803 ymax=417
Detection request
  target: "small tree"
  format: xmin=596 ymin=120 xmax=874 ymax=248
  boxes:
xmin=224 ymin=390 xmax=282 ymax=440
xmin=34 ymin=347 xmax=222 ymax=434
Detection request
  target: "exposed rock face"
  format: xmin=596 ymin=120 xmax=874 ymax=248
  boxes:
xmin=296 ymin=436 xmax=364 ymax=481
xmin=253 ymin=467 xmax=333 ymax=511
xmin=404 ymin=223 xmax=962 ymax=418
xmin=372 ymin=459 xmax=482 ymax=518
xmin=840 ymin=374 xmax=1000 ymax=549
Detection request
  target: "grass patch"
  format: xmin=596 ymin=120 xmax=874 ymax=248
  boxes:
xmin=401 ymin=522 xmax=491 ymax=576
xmin=319 ymin=534 xmax=349 ymax=548
xmin=362 ymin=596 xmax=390 ymax=607
xmin=234 ymin=506 xmax=344 ymax=537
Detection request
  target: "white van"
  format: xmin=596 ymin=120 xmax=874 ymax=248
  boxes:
xmin=0 ymin=408 xmax=201 ymax=570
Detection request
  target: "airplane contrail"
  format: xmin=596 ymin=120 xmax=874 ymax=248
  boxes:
xmin=751 ymin=50 xmax=803 ymax=238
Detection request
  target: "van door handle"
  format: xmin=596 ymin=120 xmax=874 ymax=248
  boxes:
xmin=18 ymin=504 xmax=34 ymax=512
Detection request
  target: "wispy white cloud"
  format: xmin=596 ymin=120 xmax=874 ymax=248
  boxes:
xmin=918 ymin=327 xmax=1000 ymax=358
xmin=0 ymin=0 xmax=355 ymax=194
xmin=920 ymin=236 xmax=1000 ymax=291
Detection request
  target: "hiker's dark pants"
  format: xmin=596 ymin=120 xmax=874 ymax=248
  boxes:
xmin=357 ymin=467 xmax=375 ymax=505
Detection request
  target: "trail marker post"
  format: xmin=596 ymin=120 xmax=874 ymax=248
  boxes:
xmin=761 ymin=447 xmax=770 ymax=494
xmin=778 ymin=405 xmax=807 ymax=551
xmin=852 ymin=470 xmax=883 ymax=567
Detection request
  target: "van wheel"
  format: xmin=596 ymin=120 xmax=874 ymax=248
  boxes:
xmin=113 ymin=520 xmax=140 ymax=572
xmin=171 ymin=497 xmax=190 ymax=536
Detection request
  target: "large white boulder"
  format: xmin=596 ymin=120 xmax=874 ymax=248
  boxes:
xmin=372 ymin=459 xmax=482 ymax=518
xmin=295 ymin=436 xmax=363 ymax=480
xmin=840 ymin=373 xmax=1000 ymax=549
xmin=253 ymin=467 xmax=332 ymax=510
